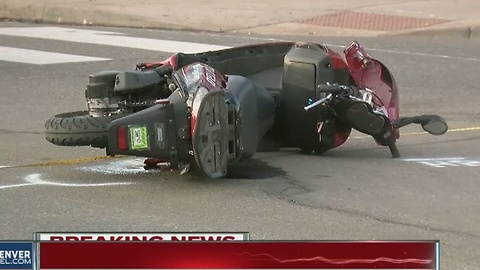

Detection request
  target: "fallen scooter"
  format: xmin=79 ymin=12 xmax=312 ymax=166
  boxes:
xmin=45 ymin=41 xmax=448 ymax=178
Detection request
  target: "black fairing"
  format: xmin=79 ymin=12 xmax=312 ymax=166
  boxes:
xmin=191 ymin=75 xmax=276 ymax=178
xmin=85 ymin=70 xmax=120 ymax=98
xmin=280 ymin=45 xmax=348 ymax=149
xmin=106 ymin=90 xmax=191 ymax=165
xmin=226 ymin=75 xmax=276 ymax=160
xmin=173 ymin=42 xmax=294 ymax=77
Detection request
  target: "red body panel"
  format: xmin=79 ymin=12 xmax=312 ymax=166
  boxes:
xmin=173 ymin=63 xmax=227 ymax=138
xmin=323 ymin=45 xmax=350 ymax=71
xmin=344 ymin=42 xmax=400 ymax=122
xmin=343 ymin=41 xmax=400 ymax=140
xmin=159 ymin=54 xmax=178 ymax=70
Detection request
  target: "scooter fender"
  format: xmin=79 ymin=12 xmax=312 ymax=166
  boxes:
xmin=344 ymin=41 xmax=400 ymax=139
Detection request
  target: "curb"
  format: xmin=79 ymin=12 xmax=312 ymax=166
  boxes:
xmin=41 ymin=6 xmax=197 ymax=31
xmin=381 ymin=26 xmax=480 ymax=40
xmin=0 ymin=3 xmax=200 ymax=31
xmin=1 ymin=2 xmax=479 ymax=40
xmin=0 ymin=2 xmax=44 ymax=22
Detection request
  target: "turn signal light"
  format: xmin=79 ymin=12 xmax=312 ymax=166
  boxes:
xmin=117 ymin=127 xmax=127 ymax=150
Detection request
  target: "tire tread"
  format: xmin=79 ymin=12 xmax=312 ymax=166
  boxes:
xmin=44 ymin=111 xmax=127 ymax=148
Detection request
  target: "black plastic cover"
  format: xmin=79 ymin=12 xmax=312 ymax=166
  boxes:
xmin=106 ymin=90 xmax=190 ymax=164
xmin=113 ymin=70 xmax=165 ymax=93
xmin=224 ymin=75 xmax=276 ymax=160
xmin=86 ymin=70 xmax=120 ymax=98
xmin=281 ymin=45 xmax=337 ymax=149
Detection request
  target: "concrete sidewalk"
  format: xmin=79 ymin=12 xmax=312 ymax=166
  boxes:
xmin=1 ymin=0 xmax=479 ymax=39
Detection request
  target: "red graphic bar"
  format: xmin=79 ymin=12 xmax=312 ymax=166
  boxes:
xmin=38 ymin=241 xmax=437 ymax=269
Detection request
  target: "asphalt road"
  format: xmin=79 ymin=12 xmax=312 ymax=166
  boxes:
xmin=1 ymin=22 xmax=480 ymax=269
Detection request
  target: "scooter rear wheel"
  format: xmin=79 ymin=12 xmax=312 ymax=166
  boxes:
xmin=44 ymin=111 xmax=129 ymax=148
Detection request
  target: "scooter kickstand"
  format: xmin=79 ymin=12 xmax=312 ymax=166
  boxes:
xmin=388 ymin=143 xmax=401 ymax=158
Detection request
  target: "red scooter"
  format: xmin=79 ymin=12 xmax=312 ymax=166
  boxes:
xmin=45 ymin=41 xmax=448 ymax=178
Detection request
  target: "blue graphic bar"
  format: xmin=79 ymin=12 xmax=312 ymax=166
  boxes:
xmin=0 ymin=242 xmax=33 ymax=269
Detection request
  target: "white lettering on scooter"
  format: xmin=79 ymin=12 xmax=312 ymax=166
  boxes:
xmin=403 ymin=157 xmax=480 ymax=168
xmin=205 ymin=66 xmax=217 ymax=87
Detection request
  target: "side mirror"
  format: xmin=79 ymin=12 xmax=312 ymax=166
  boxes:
xmin=421 ymin=116 xmax=448 ymax=135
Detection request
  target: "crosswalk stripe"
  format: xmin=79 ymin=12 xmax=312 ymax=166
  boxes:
xmin=0 ymin=27 xmax=231 ymax=53
xmin=0 ymin=46 xmax=111 ymax=65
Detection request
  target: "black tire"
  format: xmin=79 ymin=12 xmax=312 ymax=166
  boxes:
xmin=44 ymin=111 xmax=129 ymax=148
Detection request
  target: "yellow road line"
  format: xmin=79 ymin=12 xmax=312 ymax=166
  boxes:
xmin=351 ymin=126 xmax=480 ymax=139
xmin=448 ymin=126 xmax=480 ymax=132
xmin=1 ymin=155 xmax=125 ymax=169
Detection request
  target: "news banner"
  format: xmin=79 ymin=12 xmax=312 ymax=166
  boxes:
xmin=0 ymin=232 xmax=440 ymax=270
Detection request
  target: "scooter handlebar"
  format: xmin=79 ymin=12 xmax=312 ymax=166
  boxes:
xmin=317 ymin=84 xmax=350 ymax=94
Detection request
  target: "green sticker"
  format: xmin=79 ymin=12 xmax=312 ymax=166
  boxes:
xmin=129 ymin=126 xmax=149 ymax=150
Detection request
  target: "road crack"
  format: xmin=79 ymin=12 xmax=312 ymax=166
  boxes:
xmin=263 ymin=174 xmax=480 ymax=240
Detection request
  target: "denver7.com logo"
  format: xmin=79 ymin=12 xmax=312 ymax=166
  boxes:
xmin=0 ymin=249 xmax=31 ymax=265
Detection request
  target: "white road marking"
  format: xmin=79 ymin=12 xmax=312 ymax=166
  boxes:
xmin=0 ymin=174 xmax=134 ymax=190
xmin=0 ymin=26 xmax=478 ymax=65
xmin=403 ymin=157 xmax=466 ymax=161
xmin=24 ymin=173 xmax=134 ymax=186
xmin=323 ymin=43 xmax=480 ymax=62
xmin=403 ymin=157 xmax=480 ymax=168
xmin=0 ymin=27 xmax=229 ymax=53
xmin=0 ymin=166 xmax=11 ymax=169
xmin=0 ymin=46 xmax=110 ymax=65
xmin=0 ymin=183 xmax=35 ymax=190
xmin=145 ymin=29 xmax=480 ymax=63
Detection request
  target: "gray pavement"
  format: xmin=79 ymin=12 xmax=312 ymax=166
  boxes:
xmin=0 ymin=22 xmax=480 ymax=269
xmin=1 ymin=0 xmax=480 ymax=39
